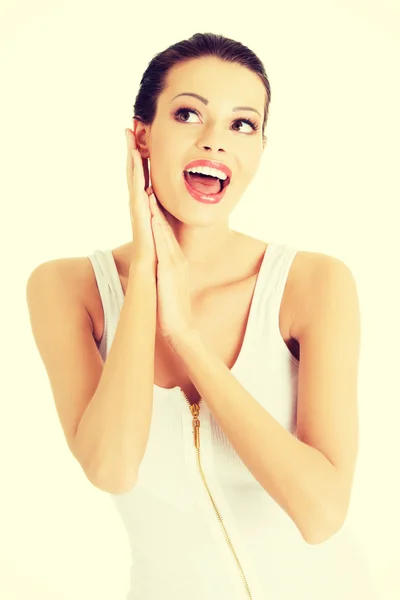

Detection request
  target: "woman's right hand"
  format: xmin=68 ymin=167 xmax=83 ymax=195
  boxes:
xmin=125 ymin=126 xmax=157 ymax=272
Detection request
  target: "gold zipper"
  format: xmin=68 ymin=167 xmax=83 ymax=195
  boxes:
xmin=181 ymin=390 xmax=252 ymax=599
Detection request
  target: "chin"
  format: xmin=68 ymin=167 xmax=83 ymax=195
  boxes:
xmin=154 ymin=182 xmax=227 ymax=225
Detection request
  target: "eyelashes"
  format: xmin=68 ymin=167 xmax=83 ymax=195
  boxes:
xmin=173 ymin=106 xmax=260 ymax=133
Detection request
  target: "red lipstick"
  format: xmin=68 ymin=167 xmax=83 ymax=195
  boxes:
xmin=183 ymin=159 xmax=232 ymax=204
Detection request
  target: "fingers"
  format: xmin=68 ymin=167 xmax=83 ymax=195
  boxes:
xmin=125 ymin=130 xmax=134 ymax=178
xmin=126 ymin=129 xmax=146 ymax=192
xmin=132 ymin=148 xmax=146 ymax=194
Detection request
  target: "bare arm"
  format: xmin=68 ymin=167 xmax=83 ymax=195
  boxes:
xmin=75 ymin=260 xmax=157 ymax=493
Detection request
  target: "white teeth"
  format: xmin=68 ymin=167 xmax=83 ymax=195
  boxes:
xmin=185 ymin=165 xmax=228 ymax=180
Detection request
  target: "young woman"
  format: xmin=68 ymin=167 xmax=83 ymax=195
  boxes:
xmin=27 ymin=32 xmax=376 ymax=600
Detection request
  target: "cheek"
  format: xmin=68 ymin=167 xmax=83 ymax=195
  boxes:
xmin=150 ymin=134 xmax=182 ymax=177
xmin=149 ymin=149 xmax=178 ymax=193
xmin=150 ymin=130 xmax=178 ymax=167
xmin=243 ymin=150 xmax=262 ymax=177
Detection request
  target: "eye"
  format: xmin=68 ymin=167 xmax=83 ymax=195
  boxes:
xmin=232 ymin=119 xmax=258 ymax=133
xmin=174 ymin=107 xmax=201 ymax=124
xmin=173 ymin=106 xmax=259 ymax=133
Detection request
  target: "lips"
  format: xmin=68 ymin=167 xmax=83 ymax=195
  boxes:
xmin=183 ymin=159 xmax=232 ymax=185
xmin=183 ymin=171 xmax=229 ymax=194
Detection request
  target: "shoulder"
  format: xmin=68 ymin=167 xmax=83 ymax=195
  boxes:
xmin=28 ymin=256 xmax=88 ymax=290
xmin=290 ymin=250 xmax=358 ymax=340
xmin=28 ymin=256 xmax=98 ymax=335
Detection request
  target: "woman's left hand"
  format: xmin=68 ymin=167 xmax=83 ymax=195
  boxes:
xmin=149 ymin=190 xmax=196 ymax=346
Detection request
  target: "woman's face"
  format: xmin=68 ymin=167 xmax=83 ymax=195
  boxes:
xmin=140 ymin=56 xmax=266 ymax=224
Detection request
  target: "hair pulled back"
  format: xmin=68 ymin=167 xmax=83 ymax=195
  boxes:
xmin=133 ymin=32 xmax=272 ymax=146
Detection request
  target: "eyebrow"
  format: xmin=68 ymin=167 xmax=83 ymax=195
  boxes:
xmin=170 ymin=92 xmax=262 ymax=118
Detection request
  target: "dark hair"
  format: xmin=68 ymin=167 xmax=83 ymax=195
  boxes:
xmin=133 ymin=32 xmax=271 ymax=146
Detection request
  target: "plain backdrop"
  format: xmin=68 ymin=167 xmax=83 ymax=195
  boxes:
xmin=1 ymin=0 xmax=399 ymax=598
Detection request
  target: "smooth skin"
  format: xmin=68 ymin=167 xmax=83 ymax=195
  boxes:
xmin=130 ymin=55 xmax=267 ymax=291
xmin=26 ymin=56 xmax=361 ymax=540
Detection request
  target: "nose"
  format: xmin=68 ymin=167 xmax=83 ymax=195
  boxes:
xmin=196 ymin=125 xmax=226 ymax=153
xmin=200 ymin=144 xmax=225 ymax=153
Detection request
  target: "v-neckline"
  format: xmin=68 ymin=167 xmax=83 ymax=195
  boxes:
xmin=106 ymin=241 xmax=275 ymax=399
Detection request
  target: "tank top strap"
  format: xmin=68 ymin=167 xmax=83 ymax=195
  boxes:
xmin=249 ymin=241 xmax=299 ymax=331
xmin=86 ymin=248 xmax=125 ymax=357
xmin=264 ymin=242 xmax=299 ymax=306
xmin=87 ymin=248 xmax=125 ymax=307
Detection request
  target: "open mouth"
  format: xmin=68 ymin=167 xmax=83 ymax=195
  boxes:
xmin=183 ymin=171 xmax=230 ymax=195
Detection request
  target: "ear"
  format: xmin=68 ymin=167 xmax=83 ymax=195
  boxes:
xmin=132 ymin=117 xmax=151 ymax=158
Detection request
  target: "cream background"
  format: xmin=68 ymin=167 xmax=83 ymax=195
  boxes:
xmin=1 ymin=0 xmax=399 ymax=598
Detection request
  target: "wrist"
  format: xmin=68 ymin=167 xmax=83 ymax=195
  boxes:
xmin=129 ymin=256 xmax=156 ymax=277
xmin=167 ymin=327 xmax=202 ymax=354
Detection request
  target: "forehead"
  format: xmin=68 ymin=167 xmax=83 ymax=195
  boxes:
xmin=162 ymin=57 xmax=266 ymax=110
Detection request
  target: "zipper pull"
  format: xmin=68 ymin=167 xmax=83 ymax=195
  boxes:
xmin=190 ymin=403 xmax=201 ymax=449
xmin=193 ymin=417 xmax=200 ymax=449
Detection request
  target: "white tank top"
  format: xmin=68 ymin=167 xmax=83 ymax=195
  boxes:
xmin=87 ymin=240 xmax=377 ymax=600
